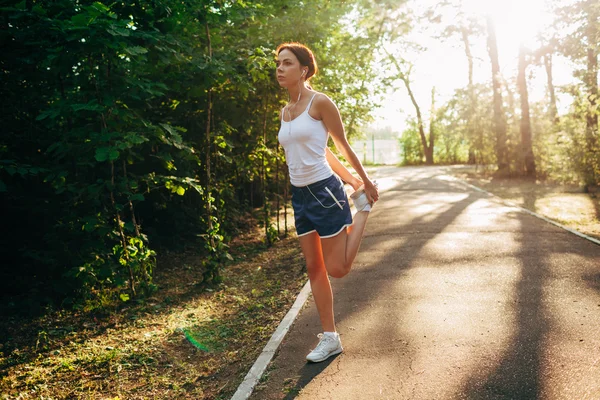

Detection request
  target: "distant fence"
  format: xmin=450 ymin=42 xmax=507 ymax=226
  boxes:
xmin=351 ymin=138 xmax=400 ymax=165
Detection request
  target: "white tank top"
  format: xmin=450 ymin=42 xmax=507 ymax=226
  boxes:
xmin=278 ymin=93 xmax=333 ymax=187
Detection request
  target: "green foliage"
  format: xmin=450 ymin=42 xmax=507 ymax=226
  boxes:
xmin=431 ymin=98 xmax=467 ymax=164
xmin=0 ymin=0 xmax=413 ymax=313
xmin=532 ymin=92 xmax=600 ymax=184
xmin=399 ymin=120 xmax=425 ymax=165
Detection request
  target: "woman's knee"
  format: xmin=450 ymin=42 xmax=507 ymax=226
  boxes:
xmin=306 ymin=261 xmax=327 ymax=281
xmin=327 ymin=262 xmax=350 ymax=278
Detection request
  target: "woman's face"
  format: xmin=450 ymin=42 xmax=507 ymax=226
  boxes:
xmin=276 ymin=49 xmax=304 ymax=87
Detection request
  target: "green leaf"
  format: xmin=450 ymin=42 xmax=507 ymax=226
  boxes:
xmin=120 ymin=293 xmax=130 ymax=302
xmin=36 ymin=108 xmax=59 ymax=121
xmin=160 ymin=123 xmax=176 ymax=136
xmin=125 ymin=133 xmax=148 ymax=145
xmin=32 ymin=5 xmax=46 ymax=15
xmin=107 ymin=24 xmax=130 ymax=37
xmin=124 ymin=46 xmax=148 ymax=56
xmin=71 ymin=13 xmax=93 ymax=27
xmin=91 ymin=2 xmax=110 ymax=13
xmin=176 ymin=186 xmax=185 ymax=196
xmin=72 ymin=100 xmax=104 ymax=112
xmin=130 ymin=193 xmax=145 ymax=201
xmin=95 ymin=147 xmax=110 ymax=162
xmin=108 ymin=149 xmax=119 ymax=161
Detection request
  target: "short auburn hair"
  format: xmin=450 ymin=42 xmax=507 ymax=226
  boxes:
xmin=276 ymin=42 xmax=318 ymax=81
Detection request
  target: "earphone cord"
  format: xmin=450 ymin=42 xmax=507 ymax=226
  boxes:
xmin=287 ymin=79 xmax=303 ymax=135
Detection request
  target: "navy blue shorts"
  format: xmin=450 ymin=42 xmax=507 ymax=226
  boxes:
xmin=291 ymin=174 xmax=353 ymax=238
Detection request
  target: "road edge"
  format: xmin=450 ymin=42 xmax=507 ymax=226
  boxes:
xmin=449 ymin=175 xmax=600 ymax=246
xmin=231 ymin=279 xmax=312 ymax=400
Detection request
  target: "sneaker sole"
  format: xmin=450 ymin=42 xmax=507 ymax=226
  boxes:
xmin=306 ymin=347 xmax=343 ymax=363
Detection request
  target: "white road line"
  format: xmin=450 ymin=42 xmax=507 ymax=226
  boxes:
xmin=448 ymin=175 xmax=600 ymax=246
xmin=231 ymin=280 xmax=312 ymax=400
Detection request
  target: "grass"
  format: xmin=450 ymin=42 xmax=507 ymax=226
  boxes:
xmin=448 ymin=165 xmax=600 ymax=240
xmin=0 ymin=223 xmax=308 ymax=399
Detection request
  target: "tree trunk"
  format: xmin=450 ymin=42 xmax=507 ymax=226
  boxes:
xmin=428 ymin=86 xmax=436 ymax=164
xmin=262 ymin=93 xmax=271 ymax=246
xmin=110 ymin=159 xmax=135 ymax=296
xmin=461 ymin=27 xmax=478 ymax=164
xmin=585 ymin=14 xmax=598 ymax=138
xmin=386 ymin=51 xmax=434 ymax=165
xmin=205 ymin=22 xmax=214 ymax=248
xmin=284 ymin=167 xmax=288 ymax=237
xmin=517 ymin=46 xmax=536 ymax=178
xmin=276 ymin=145 xmax=280 ymax=237
xmin=486 ymin=17 xmax=509 ymax=175
xmin=584 ymin=7 xmax=599 ymax=187
xmin=401 ymin=75 xmax=433 ymax=164
xmin=462 ymin=28 xmax=474 ymax=90
xmin=543 ymin=53 xmax=559 ymax=124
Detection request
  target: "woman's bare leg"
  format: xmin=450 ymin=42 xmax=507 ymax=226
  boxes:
xmin=299 ymin=231 xmax=336 ymax=332
xmin=320 ymin=210 xmax=370 ymax=278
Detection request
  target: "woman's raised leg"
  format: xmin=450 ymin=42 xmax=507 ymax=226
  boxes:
xmin=320 ymin=210 xmax=370 ymax=278
xmin=299 ymin=231 xmax=336 ymax=332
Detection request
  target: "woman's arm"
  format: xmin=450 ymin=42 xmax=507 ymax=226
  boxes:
xmin=325 ymin=148 xmax=362 ymax=191
xmin=316 ymin=94 xmax=379 ymax=203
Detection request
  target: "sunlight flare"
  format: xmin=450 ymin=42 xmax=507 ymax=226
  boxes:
xmin=460 ymin=0 xmax=553 ymax=50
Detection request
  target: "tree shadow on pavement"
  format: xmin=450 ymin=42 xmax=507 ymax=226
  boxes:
xmin=461 ymin=210 xmax=549 ymax=399
xmin=582 ymin=272 xmax=600 ymax=296
xmin=461 ymin=207 xmax=600 ymax=398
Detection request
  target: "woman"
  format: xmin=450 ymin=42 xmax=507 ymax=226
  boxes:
xmin=276 ymin=42 xmax=379 ymax=363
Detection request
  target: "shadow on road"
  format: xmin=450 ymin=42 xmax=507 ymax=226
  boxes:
xmin=462 ymin=211 xmax=549 ymax=399
xmin=276 ymin=169 xmax=480 ymax=398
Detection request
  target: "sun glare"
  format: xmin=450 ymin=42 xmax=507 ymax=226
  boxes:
xmin=460 ymin=0 xmax=553 ymax=51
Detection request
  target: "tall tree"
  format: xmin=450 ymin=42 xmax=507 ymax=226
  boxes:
xmin=460 ymin=24 xmax=479 ymax=163
xmin=429 ymin=86 xmax=437 ymax=163
xmin=388 ymin=56 xmax=434 ymax=164
xmin=534 ymin=38 xmax=560 ymax=124
xmin=428 ymin=1 xmax=485 ymax=164
xmin=486 ymin=16 xmax=509 ymax=174
xmin=554 ymin=0 xmax=599 ymax=186
xmin=583 ymin=6 xmax=599 ymax=183
xmin=517 ymin=45 xmax=536 ymax=178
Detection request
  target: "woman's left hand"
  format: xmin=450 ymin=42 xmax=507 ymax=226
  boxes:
xmin=363 ymin=179 xmax=379 ymax=204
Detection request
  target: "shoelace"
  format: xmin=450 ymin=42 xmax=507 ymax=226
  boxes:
xmin=313 ymin=333 xmax=335 ymax=353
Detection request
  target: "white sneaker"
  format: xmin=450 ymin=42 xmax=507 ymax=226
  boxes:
xmin=351 ymin=181 xmax=378 ymax=212
xmin=306 ymin=333 xmax=343 ymax=363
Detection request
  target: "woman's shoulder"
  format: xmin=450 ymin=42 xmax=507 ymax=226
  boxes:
xmin=310 ymin=91 xmax=335 ymax=106
xmin=310 ymin=91 xmax=339 ymax=114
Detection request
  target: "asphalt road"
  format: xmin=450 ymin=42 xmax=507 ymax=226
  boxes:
xmin=250 ymin=166 xmax=600 ymax=400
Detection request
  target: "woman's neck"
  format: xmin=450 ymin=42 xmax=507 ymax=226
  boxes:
xmin=287 ymin=84 xmax=309 ymax=105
